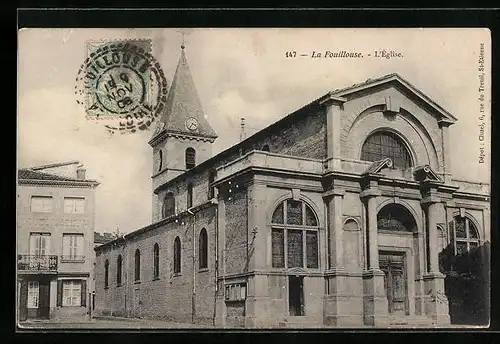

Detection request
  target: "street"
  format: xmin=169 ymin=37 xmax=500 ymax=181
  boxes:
xmin=18 ymin=316 xmax=215 ymax=330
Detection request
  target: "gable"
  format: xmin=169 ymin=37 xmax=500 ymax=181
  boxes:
xmin=331 ymin=73 xmax=456 ymax=125
xmin=338 ymin=80 xmax=445 ymax=171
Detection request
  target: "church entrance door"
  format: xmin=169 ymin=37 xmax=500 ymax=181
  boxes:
xmin=380 ymin=252 xmax=409 ymax=315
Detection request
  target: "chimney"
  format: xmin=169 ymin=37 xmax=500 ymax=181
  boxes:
xmin=76 ymin=166 xmax=86 ymax=180
xmin=240 ymin=117 xmax=246 ymax=142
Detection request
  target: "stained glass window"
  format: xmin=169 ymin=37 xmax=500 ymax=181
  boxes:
xmin=272 ymin=202 xmax=284 ymax=224
xmin=306 ymin=231 xmax=318 ymax=268
xmin=287 ymin=230 xmax=303 ymax=268
xmin=199 ymin=229 xmax=208 ymax=269
xmin=305 ymin=205 xmax=318 ymax=226
xmin=361 ymin=131 xmax=412 ymax=169
xmin=272 ymin=229 xmax=285 ymax=268
xmin=153 ymin=243 xmax=160 ymax=278
xmin=116 ymin=255 xmax=122 ymax=285
xmin=104 ymin=259 xmax=109 ymax=288
xmin=174 ymin=237 xmax=181 ymax=273
xmin=453 ymin=216 xmax=480 ymax=255
xmin=270 ymin=199 xmax=319 ymax=269
xmin=377 ymin=204 xmax=416 ymax=232
xmin=287 ymin=200 xmax=303 ymax=225
xmin=134 ymin=249 xmax=141 ymax=281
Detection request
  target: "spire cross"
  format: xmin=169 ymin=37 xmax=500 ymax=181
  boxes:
xmin=176 ymin=29 xmax=190 ymax=49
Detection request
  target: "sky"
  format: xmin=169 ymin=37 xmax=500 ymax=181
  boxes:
xmin=18 ymin=28 xmax=491 ymax=234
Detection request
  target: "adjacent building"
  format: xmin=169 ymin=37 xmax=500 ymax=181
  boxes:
xmin=17 ymin=161 xmax=99 ymax=321
xmin=94 ymin=45 xmax=490 ymax=328
xmin=90 ymin=231 xmax=120 ymax=313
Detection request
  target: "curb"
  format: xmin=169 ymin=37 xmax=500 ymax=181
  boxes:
xmin=92 ymin=316 xmax=215 ymax=328
xmin=92 ymin=316 xmax=137 ymax=322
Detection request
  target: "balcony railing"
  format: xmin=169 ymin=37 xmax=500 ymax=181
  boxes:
xmin=216 ymin=151 xmax=324 ymax=182
xmin=18 ymin=254 xmax=58 ymax=272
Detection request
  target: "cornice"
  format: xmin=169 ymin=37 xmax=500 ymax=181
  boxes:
xmin=18 ymin=179 xmax=99 ymax=188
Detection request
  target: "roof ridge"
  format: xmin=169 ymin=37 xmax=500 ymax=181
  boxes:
xmin=28 ymin=160 xmax=81 ymax=170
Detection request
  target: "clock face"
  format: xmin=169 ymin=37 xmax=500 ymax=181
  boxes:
xmin=185 ymin=117 xmax=199 ymax=131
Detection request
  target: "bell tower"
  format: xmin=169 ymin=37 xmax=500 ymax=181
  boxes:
xmin=149 ymin=44 xmax=217 ymax=220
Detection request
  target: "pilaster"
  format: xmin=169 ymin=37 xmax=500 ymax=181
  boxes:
xmin=322 ymin=188 xmax=364 ymax=326
xmin=244 ymin=274 xmax=273 ymax=328
xmin=420 ymin=182 xmax=450 ymax=325
xmin=359 ymin=176 xmax=388 ymax=326
xmin=323 ymin=188 xmax=346 ymax=269
xmin=439 ymin=121 xmax=452 ymax=184
xmin=322 ymin=96 xmax=346 ymax=171
xmin=246 ymin=182 xmax=268 ymax=271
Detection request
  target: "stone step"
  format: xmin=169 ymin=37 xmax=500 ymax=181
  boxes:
xmin=386 ymin=315 xmax=436 ymax=326
xmin=277 ymin=317 xmax=323 ymax=328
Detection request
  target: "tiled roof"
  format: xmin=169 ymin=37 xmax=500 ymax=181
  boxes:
xmin=94 ymin=232 xmax=119 ymax=244
xmin=159 ymin=47 xmax=217 ymax=139
xmin=18 ymin=168 xmax=97 ymax=183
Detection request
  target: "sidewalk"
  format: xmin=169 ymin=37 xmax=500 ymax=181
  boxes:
xmin=18 ymin=315 xmax=214 ymax=329
xmin=92 ymin=315 xmax=213 ymax=328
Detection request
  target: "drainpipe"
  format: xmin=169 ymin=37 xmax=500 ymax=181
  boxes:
xmin=212 ymin=198 xmax=218 ymax=327
xmin=188 ymin=208 xmax=196 ymax=324
xmin=124 ymin=245 xmax=127 ymax=317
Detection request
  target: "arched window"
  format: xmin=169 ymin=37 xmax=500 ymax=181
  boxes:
xmin=377 ymin=203 xmax=417 ymax=232
xmin=153 ymin=243 xmax=160 ymax=279
xmin=185 ymin=148 xmax=196 ymax=169
xmin=262 ymin=144 xmax=270 ymax=152
xmin=158 ymin=150 xmax=163 ymax=172
xmin=104 ymin=259 xmax=109 ymax=288
xmin=208 ymin=171 xmax=216 ymax=199
xmin=174 ymin=237 xmax=181 ymax=274
xmin=361 ymin=131 xmax=412 ymax=169
xmin=116 ymin=255 xmax=122 ymax=286
xmin=271 ymin=199 xmax=319 ymax=269
xmin=187 ymin=183 xmax=193 ymax=208
xmin=163 ymin=192 xmax=175 ymax=218
xmin=134 ymin=249 xmax=141 ymax=281
xmin=452 ymin=216 xmax=480 ymax=255
xmin=199 ymin=228 xmax=208 ymax=269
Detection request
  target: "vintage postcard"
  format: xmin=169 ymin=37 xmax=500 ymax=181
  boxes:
xmin=17 ymin=28 xmax=491 ymax=330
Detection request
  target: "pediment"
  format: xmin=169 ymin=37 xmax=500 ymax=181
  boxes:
xmin=413 ymin=165 xmax=443 ymax=183
xmin=363 ymin=158 xmax=393 ymax=175
xmin=329 ymin=73 xmax=457 ymax=125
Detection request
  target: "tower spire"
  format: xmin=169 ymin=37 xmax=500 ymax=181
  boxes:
xmin=158 ymin=41 xmax=217 ymax=139
xmin=180 ymin=31 xmax=186 ymax=50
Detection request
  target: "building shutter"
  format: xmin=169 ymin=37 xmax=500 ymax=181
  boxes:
xmin=19 ymin=280 xmax=28 ymax=321
xmin=57 ymin=280 xmax=63 ymax=307
xmin=81 ymin=280 xmax=87 ymax=307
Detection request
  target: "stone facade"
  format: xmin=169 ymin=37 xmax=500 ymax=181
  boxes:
xmin=94 ymin=48 xmax=490 ymax=328
xmin=17 ymin=162 xmax=99 ymax=321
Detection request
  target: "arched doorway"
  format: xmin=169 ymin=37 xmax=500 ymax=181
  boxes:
xmin=377 ymin=203 xmax=417 ymax=316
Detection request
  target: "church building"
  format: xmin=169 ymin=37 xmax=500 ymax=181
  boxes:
xmin=94 ymin=45 xmax=490 ymax=328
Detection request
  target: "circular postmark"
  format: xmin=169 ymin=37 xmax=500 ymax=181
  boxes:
xmin=75 ymin=40 xmax=168 ymax=134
